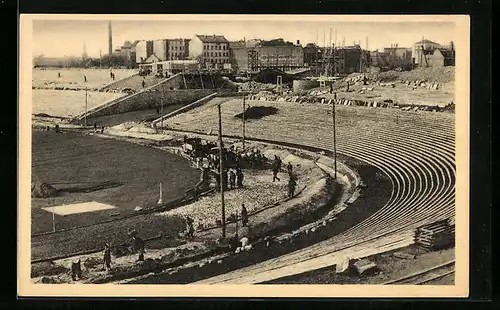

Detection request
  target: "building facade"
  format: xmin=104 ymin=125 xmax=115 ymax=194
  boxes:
xmin=189 ymin=35 xmax=231 ymax=70
xmin=303 ymin=43 xmax=322 ymax=67
xmin=168 ymin=38 xmax=190 ymax=60
xmin=136 ymin=40 xmax=154 ymax=64
xmin=411 ymin=39 xmax=442 ymax=66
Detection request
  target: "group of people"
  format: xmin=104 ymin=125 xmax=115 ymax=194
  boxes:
xmin=271 ymin=155 xmax=297 ymax=198
xmin=71 ymin=230 xmax=146 ymax=280
xmin=218 ymin=167 xmax=244 ymax=191
xmin=93 ymin=122 xmax=105 ymax=134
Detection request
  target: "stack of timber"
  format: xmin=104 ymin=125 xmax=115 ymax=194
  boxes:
xmin=414 ymin=218 xmax=455 ymax=250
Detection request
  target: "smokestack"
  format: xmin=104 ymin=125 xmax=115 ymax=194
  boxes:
xmin=450 ymin=41 xmax=454 ymax=51
xmin=108 ymin=21 xmax=113 ymax=56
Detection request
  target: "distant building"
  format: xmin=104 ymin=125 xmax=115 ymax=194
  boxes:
xmin=303 ymin=43 xmax=322 ymax=67
xmin=412 ymin=39 xmax=455 ymax=67
xmin=229 ymin=39 xmax=304 ymax=73
xmin=189 ymin=34 xmax=231 ymax=70
xmin=113 ymin=40 xmax=139 ymax=68
xmin=167 ymin=38 xmax=190 ymax=60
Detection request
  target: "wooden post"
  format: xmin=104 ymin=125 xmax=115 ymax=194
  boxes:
xmin=158 ymin=181 xmax=163 ymax=204
xmin=242 ymin=95 xmax=246 ymax=149
xmin=218 ymin=104 xmax=226 ymax=239
xmin=84 ymin=86 xmax=88 ymax=127
xmin=332 ymin=100 xmax=337 ymax=180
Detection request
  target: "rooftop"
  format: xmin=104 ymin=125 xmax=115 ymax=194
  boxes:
xmin=414 ymin=39 xmax=440 ymax=45
xmin=196 ymin=35 xmax=229 ymax=43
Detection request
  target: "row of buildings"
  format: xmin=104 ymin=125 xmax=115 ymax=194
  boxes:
xmin=108 ymin=35 xmax=455 ymax=75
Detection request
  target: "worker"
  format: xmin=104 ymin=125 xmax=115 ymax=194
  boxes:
xmin=222 ymin=169 xmax=228 ymax=190
xmin=101 ymin=125 xmax=105 ymax=134
xmin=287 ymin=161 xmax=293 ymax=178
xmin=363 ymin=75 xmax=368 ymax=85
xmin=103 ymin=243 xmax=112 ymax=272
xmin=228 ymin=169 xmax=236 ymax=189
xmin=93 ymin=122 xmax=97 ymax=133
xmin=272 ymin=155 xmax=282 ymax=182
xmin=142 ymin=80 xmax=146 ymax=88
xmin=84 ymin=75 xmax=87 ymax=83
xmin=346 ymin=81 xmax=350 ymax=92
xmin=185 ymin=216 xmax=194 ymax=240
xmin=241 ymin=203 xmax=248 ymax=227
xmin=288 ymin=175 xmax=297 ymax=198
xmin=236 ymin=168 xmax=244 ymax=188
xmin=58 ymin=72 xmax=61 ymax=78
xmin=71 ymin=259 xmax=82 ymax=281
xmin=329 ymin=83 xmax=333 ymax=94
xmin=130 ymin=230 xmax=145 ymax=262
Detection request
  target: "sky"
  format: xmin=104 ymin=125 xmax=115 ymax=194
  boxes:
xmin=32 ymin=17 xmax=457 ymax=58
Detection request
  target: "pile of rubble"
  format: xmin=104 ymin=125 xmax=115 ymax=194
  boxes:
xmin=404 ymin=80 xmax=441 ymax=90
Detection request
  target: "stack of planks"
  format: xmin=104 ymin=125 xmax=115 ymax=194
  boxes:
xmin=414 ymin=218 xmax=455 ymax=250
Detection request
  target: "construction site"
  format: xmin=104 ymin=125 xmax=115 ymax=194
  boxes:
xmin=28 ymin=18 xmax=458 ymax=287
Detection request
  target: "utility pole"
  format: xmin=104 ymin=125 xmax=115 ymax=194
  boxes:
xmin=242 ymin=95 xmax=246 ymax=149
xmin=52 ymin=206 xmax=56 ymax=232
xmin=84 ymin=86 xmax=88 ymax=127
xmin=218 ymin=104 xmax=226 ymax=239
xmin=332 ymin=98 xmax=337 ymax=180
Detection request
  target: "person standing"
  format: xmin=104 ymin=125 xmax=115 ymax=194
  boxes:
xmin=288 ymin=175 xmax=297 ymax=198
xmin=71 ymin=259 xmax=82 ymax=281
xmin=84 ymin=75 xmax=87 ymax=83
xmin=236 ymin=168 xmax=244 ymax=188
xmin=185 ymin=216 xmax=195 ymax=241
xmin=58 ymin=72 xmax=61 ymax=78
xmin=287 ymin=161 xmax=293 ymax=178
xmin=272 ymin=155 xmax=282 ymax=182
xmin=228 ymin=169 xmax=236 ymax=189
xmin=142 ymin=80 xmax=146 ymax=88
xmin=241 ymin=203 xmax=248 ymax=227
xmin=130 ymin=231 xmax=145 ymax=262
xmin=103 ymin=243 xmax=112 ymax=272
xmin=93 ymin=122 xmax=98 ymax=133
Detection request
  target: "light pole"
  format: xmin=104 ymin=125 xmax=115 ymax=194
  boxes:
xmin=242 ymin=94 xmax=246 ymax=149
xmin=332 ymin=94 xmax=337 ymax=180
xmin=218 ymin=104 xmax=226 ymax=239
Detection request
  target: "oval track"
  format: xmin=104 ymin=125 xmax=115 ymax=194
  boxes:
xmin=167 ymin=101 xmax=456 ymax=283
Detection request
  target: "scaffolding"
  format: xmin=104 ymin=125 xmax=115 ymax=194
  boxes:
xmin=247 ymin=49 xmax=259 ymax=72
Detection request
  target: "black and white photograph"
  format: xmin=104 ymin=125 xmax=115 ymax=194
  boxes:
xmin=18 ymin=14 xmax=470 ymax=297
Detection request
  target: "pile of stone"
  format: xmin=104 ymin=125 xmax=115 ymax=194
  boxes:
xmin=404 ymin=80 xmax=441 ymax=90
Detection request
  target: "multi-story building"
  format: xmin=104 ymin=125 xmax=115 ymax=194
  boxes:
xmin=168 ymin=38 xmax=190 ymax=60
xmin=189 ymin=35 xmax=231 ymax=70
xmin=153 ymin=39 xmax=168 ymax=61
xmin=303 ymin=43 xmax=322 ymax=67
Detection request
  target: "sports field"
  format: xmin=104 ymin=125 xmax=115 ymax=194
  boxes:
xmin=31 ymin=130 xmax=200 ymax=235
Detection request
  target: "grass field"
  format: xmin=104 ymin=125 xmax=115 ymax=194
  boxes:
xmin=31 ymin=130 xmax=200 ymax=235
xmin=32 ymin=89 xmax=124 ymax=118
xmin=33 ymin=68 xmax=137 ymax=89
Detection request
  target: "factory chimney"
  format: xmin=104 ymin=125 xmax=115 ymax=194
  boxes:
xmin=108 ymin=21 xmax=113 ymax=56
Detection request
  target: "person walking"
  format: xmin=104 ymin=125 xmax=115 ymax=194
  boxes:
xmin=236 ymin=168 xmax=244 ymax=188
xmin=241 ymin=203 xmax=248 ymax=227
xmin=103 ymin=243 xmax=112 ymax=272
xmin=228 ymin=169 xmax=236 ymax=189
xmin=272 ymin=155 xmax=282 ymax=182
